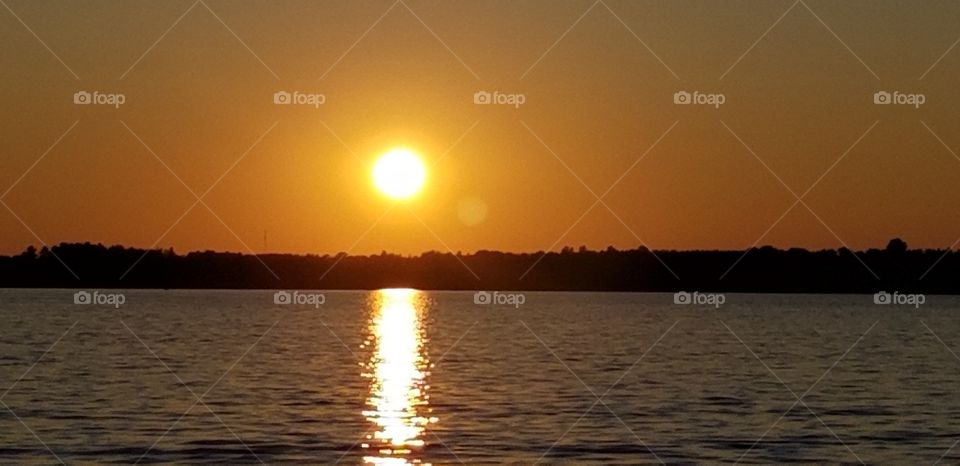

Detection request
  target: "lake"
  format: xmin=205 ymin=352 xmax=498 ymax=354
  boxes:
xmin=0 ymin=289 xmax=958 ymax=464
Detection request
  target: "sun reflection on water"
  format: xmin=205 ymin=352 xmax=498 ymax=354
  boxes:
xmin=361 ymin=289 xmax=435 ymax=465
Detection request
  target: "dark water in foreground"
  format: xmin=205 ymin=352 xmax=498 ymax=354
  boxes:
xmin=1 ymin=289 xmax=959 ymax=464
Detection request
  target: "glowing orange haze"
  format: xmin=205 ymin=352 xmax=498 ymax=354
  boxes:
xmin=2 ymin=1 xmax=959 ymax=257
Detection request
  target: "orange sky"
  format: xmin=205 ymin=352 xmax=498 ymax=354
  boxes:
xmin=2 ymin=0 xmax=960 ymax=256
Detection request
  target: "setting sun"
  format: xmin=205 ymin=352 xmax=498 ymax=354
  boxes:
xmin=372 ymin=148 xmax=427 ymax=200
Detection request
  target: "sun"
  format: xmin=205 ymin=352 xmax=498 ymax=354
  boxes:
xmin=372 ymin=148 xmax=427 ymax=200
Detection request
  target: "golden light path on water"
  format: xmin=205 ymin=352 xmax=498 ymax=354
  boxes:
xmin=361 ymin=289 xmax=436 ymax=465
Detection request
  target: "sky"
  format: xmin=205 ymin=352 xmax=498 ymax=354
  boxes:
xmin=2 ymin=0 xmax=960 ymax=256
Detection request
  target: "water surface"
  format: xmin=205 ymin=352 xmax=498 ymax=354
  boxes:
xmin=1 ymin=289 xmax=959 ymax=464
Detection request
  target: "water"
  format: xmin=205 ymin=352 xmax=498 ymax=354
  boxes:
xmin=1 ymin=289 xmax=959 ymax=464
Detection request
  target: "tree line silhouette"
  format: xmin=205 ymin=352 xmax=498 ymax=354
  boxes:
xmin=0 ymin=238 xmax=956 ymax=293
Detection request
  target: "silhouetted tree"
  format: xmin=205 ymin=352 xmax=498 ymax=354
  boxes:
xmin=0 ymin=239 xmax=957 ymax=293
xmin=886 ymin=238 xmax=908 ymax=254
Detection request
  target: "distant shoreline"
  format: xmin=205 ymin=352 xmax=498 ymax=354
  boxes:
xmin=0 ymin=239 xmax=956 ymax=293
